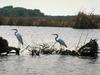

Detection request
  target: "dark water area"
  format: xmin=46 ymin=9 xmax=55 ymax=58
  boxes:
xmin=0 ymin=26 xmax=100 ymax=75
xmin=0 ymin=55 xmax=100 ymax=75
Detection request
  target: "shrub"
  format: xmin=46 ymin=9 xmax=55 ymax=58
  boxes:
xmin=73 ymin=12 xmax=98 ymax=29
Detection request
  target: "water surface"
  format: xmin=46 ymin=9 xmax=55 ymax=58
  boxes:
xmin=0 ymin=26 xmax=100 ymax=75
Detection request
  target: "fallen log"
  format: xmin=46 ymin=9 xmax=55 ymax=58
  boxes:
xmin=0 ymin=36 xmax=20 ymax=55
xmin=77 ymin=39 xmax=98 ymax=57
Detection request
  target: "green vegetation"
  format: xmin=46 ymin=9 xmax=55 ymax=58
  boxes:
xmin=0 ymin=5 xmax=100 ymax=28
xmin=0 ymin=5 xmax=44 ymax=16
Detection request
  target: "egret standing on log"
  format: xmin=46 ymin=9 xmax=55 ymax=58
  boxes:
xmin=12 ymin=29 xmax=23 ymax=48
xmin=52 ymin=34 xmax=67 ymax=49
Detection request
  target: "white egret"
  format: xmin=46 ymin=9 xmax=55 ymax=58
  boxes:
xmin=12 ymin=29 xmax=23 ymax=48
xmin=52 ymin=34 xmax=67 ymax=48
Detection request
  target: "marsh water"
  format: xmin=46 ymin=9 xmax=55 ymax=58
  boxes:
xmin=0 ymin=26 xmax=100 ymax=75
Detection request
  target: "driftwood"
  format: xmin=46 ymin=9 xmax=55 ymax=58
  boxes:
xmin=53 ymin=39 xmax=98 ymax=57
xmin=0 ymin=37 xmax=20 ymax=55
xmin=0 ymin=36 xmax=98 ymax=57
xmin=78 ymin=39 xmax=98 ymax=57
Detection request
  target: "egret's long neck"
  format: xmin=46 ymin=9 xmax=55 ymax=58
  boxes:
xmin=15 ymin=30 xmax=18 ymax=35
xmin=55 ymin=35 xmax=58 ymax=41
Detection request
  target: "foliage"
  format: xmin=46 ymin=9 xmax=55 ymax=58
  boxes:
xmin=73 ymin=12 xmax=98 ymax=29
xmin=0 ymin=5 xmax=44 ymax=17
xmin=39 ymin=43 xmax=55 ymax=54
xmin=0 ymin=6 xmax=100 ymax=28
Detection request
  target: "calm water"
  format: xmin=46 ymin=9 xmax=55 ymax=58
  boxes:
xmin=0 ymin=26 xmax=100 ymax=75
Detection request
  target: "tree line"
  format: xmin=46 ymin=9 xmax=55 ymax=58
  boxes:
xmin=0 ymin=5 xmax=100 ymax=28
xmin=0 ymin=5 xmax=44 ymax=17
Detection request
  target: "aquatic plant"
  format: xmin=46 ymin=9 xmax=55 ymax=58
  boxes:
xmin=39 ymin=43 xmax=55 ymax=54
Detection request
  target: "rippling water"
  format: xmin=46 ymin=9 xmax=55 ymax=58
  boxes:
xmin=0 ymin=26 xmax=100 ymax=75
xmin=0 ymin=55 xmax=100 ymax=75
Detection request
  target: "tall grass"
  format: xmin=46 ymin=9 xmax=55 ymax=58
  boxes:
xmin=73 ymin=12 xmax=98 ymax=29
xmin=0 ymin=12 xmax=100 ymax=28
xmin=0 ymin=16 xmax=74 ymax=27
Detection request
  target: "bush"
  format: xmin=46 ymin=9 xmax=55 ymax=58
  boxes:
xmin=73 ymin=12 xmax=98 ymax=29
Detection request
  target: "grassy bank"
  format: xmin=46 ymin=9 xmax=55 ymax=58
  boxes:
xmin=0 ymin=16 xmax=75 ymax=27
xmin=0 ymin=5 xmax=100 ymax=28
xmin=0 ymin=13 xmax=100 ymax=28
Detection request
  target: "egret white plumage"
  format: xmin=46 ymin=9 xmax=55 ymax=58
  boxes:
xmin=52 ymin=34 xmax=67 ymax=48
xmin=12 ymin=29 xmax=23 ymax=48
